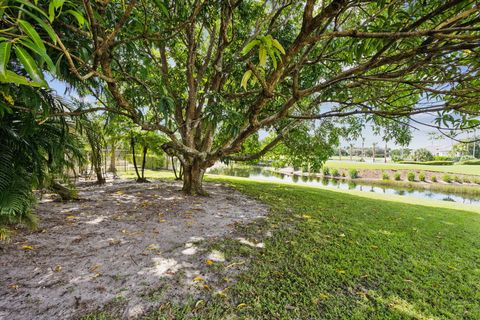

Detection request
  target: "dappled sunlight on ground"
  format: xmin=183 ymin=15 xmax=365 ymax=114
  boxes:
xmin=0 ymin=179 xmax=269 ymax=320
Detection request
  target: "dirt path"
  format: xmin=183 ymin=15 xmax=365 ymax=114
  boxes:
xmin=0 ymin=180 xmax=269 ymax=320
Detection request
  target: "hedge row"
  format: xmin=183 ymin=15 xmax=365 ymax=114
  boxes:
xmin=397 ymin=160 xmax=454 ymax=165
xmin=124 ymin=153 xmax=166 ymax=169
xmin=461 ymin=159 xmax=480 ymax=165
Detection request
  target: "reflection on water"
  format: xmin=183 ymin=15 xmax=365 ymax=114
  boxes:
xmin=208 ymin=166 xmax=480 ymax=205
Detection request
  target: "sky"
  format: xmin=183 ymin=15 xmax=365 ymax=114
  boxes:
xmin=48 ymin=77 xmax=470 ymax=151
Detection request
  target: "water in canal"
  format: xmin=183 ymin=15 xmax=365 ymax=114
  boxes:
xmin=208 ymin=166 xmax=480 ymax=205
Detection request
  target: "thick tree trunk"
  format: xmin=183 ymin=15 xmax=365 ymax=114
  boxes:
xmin=51 ymin=181 xmax=78 ymax=201
xmin=182 ymin=161 xmax=206 ymax=195
xmin=95 ymin=167 xmax=106 ymax=184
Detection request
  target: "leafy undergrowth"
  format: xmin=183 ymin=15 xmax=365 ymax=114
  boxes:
xmin=90 ymin=178 xmax=480 ymax=319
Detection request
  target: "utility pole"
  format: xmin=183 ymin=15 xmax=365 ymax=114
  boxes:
xmin=339 ymin=146 xmax=342 ymax=160
xmin=350 ymin=143 xmax=353 ymax=161
xmin=384 ymin=141 xmax=388 ymax=163
xmin=372 ymin=143 xmax=377 ymax=162
xmin=361 ymin=137 xmax=365 ymax=161
xmin=473 ymin=130 xmax=477 ymax=158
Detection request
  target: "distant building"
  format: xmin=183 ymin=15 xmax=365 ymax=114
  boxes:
xmin=426 ymin=145 xmax=461 ymax=157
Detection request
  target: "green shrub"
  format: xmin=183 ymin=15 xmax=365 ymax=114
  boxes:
xmin=461 ymin=159 xmax=480 ymax=165
xmin=463 ymin=177 xmax=471 ymax=183
xmin=341 ymin=172 xmax=346 ymax=177
xmin=412 ymin=148 xmax=434 ymax=162
xmin=394 ymin=173 xmax=401 ymax=181
xmin=407 ymin=172 xmax=415 ymax=182
xmin=431 ymin=176 xmax=437 ymax=182
xmin=398 ymin=160 xmax=454 ymax=165
xmin=474 ymin=178 xmax=480 ymax=185
xmin=433 ymin=155 xmax=453 ymax=161
xmin=382 ymin=172 xmax=390 ymax=180
xmin=443 ymin=174 xmax=452 ymax=183
xmin=459 ymin=155 xmax=475 ymax=162
xmin=331 ymin=168 xmax=340 ymax=177
xmin=454 ymin=176 xmax=462 ymax=183
xmin=349 ymin=168 xmax=359 ymax=179
xmin=419 ymin=172 xmax=426 ymax=182
xmin=322 ymin=167 xmax=330 ymax=176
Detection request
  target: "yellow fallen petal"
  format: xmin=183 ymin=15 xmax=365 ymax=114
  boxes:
xmin=206 ymin=260 xmax=214 ymax=265
xmin=237 ymin=303 xmax=248 ymax=309
xmin=22 ymin=245 xmax=33 ymax=250
xmin=193 ymin=276 xmax=204 ymax=282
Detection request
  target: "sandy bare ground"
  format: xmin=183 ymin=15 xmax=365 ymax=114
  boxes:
xmin=0 ymin=180 xmax=269 ymax=320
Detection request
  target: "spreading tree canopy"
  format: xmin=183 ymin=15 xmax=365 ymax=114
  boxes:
xmin=1 ymin=0 xmax=480 ymax=194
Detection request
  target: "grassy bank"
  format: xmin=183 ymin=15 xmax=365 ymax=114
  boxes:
xmin=352 ymin=178 xmax=480 ymax=197
xmin=111 ymin=174 xmax=480 ymax=319
xmin=324 ymin=160 xmax=480 ymax=176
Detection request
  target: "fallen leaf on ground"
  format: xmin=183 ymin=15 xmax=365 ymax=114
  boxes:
xmin=318 ymin=293 xmax=330 ymax=300
xmin=21 ymin=245 xmax=33 ymax=250
xmin=8 ymin=284 xmax=19 ymax=290
xmin=54 ymin=265 xmax=62 ymax=272
xmin=206 ymin=260 xmax=214 ymax=265
xmin=193 ymin=276 xmax=204 ymax=282
xmin=147 ymin=244 xmax=159 ymax=250
xmin=89 ymin=264 xmax=101 ymax=272
xmin=237 ymin=303 xmax=248 ymax=309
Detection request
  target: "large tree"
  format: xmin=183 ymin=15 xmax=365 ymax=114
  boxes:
xmin=2 ymin=0 xmax=480 ymax=194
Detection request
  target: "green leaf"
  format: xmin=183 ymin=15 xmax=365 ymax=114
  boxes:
xmin=66 ymin=10 xmax=85 ymax=27
xmin=241 ymin=70 xmax=252 ymax=90
xmin=241 ymin=39 xmax=260 ymax=56
xmin=0 ymin=1 xmax=6 ymax=18
xmin=18 ymin=19 xmax=46 ymax=53
xmin=21 ymin=10 xmax=58 ymax=44
xmin=258 ymin=46 xmax=267 ymax=67
xmin=0 ymin=70 xmax=41 ymax=86
xmin=48 ymin=0 xmax=65 ymax=23
xmin=19 ymin=39 xmax=55 ymax=73
xmin=11 ymin=0 xmax=49 ymax=19
xmin=0 ymin=42 xmax=12 ymax=76
xmin=272 ymin=39 xmax=286 ymax=55
xmin=268 ymin=49 xmax=277 ymax=69
xmin=152 ymin=0 xmax=169 ymax=16
xmin=14 ymin=45 xmax=45 ymax=85
xmin=55 ymin=53 xmax=64 ymax=74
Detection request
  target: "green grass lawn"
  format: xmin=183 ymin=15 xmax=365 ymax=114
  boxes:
xmin=134 ymin=176 xmax=480 ymax=319
xmin=324 ymin=160 xmax=480 ymax=176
